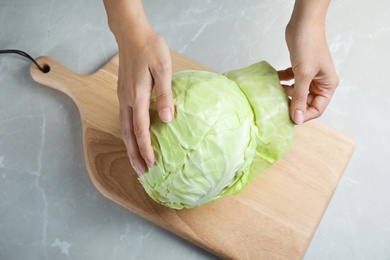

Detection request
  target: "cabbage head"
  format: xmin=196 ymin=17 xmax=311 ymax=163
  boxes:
xmin=139 ymin=61 xmax=294 ymax=209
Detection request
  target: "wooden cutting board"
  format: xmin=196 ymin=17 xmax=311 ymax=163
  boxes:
xmin=30 ymin=51 xmax=355 ymax=259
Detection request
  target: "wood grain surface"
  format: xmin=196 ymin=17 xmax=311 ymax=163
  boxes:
xmin=30 ymin=51 xmax=355 ymax=259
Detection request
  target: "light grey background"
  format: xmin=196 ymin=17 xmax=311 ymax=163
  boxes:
xmin=1 ymin=0 xmax=389 ymax=259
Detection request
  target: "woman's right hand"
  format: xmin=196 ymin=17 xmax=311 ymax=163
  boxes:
xmin=103 ymin=0 xmax=174 ymax=176
xmin=117 ymin=31 xmax=174 ymax=176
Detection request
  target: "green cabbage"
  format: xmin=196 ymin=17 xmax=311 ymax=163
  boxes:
xmin=139 ymin=61 xmax=294 ymax=209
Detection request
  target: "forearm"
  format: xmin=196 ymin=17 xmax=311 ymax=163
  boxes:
xmin=103 ymin=0 xmax=153 ymax=45
xmin=289 ymin=0 xmax=331 ymax=27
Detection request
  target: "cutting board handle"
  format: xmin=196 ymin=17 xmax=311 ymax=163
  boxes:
xmin=30 ymin=56 xmax=85 ymax=102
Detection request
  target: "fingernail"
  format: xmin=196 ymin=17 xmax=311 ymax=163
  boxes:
xmin=293 ymin=110 xmax=304 ymax=125
xmin=145 ymin=158 xmax=154 ymax=168
xmin=159 ymin=108 xmax=172 ymax=123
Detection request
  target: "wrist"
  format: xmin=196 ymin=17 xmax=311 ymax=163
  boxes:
xmin=113 ymin=21 xmax=155 ymax=49
xmin=288 ymin=0 xmax=330 ymax=28
xmin=104 ymin=0 xmax=154 ymax=46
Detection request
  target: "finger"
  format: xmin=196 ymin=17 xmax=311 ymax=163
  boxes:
xmin=283 ymin=85 xmax=318 ymax=103
xmin=305 ymin=93 xmax=332 ymax=121
xmin=150 ymin=58 xmax=174 ymax=123
xmin=132 ymin=95 xmax=155 ymax=169
xmin=282 ymin=84 xmax=294 ymax=97
xmin=278 ymin=67 xmax=294 ymax=81
xmin=290 ymin=75 xmax=312 ymax=125
xmin=119 ymin=106 xmax=146 ymax=176
xmin=306 ymin=92 xmax=315 ymax=106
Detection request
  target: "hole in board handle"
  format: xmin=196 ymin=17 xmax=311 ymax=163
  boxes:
xmin=41 ymin=64 xmax=50 ymax=73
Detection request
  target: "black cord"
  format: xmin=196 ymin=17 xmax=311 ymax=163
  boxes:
xmin=0 ymin=49 xmax=50 ymax=73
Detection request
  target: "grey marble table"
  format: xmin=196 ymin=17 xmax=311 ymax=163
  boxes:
xmin=1 ymin=1 xmax=389 ymax=259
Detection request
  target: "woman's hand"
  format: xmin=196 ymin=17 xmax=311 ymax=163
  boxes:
xmin=103 ymin=0 xmax=174 ymax=176
xmin=117 ymin=32 xmax=173 ymax=176
xmin=279 ymin=0 xmax=339 ymax=125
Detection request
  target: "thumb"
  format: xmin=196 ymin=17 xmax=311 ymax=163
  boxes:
xmin=290 ymin=75 xmax=311 ymax=125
